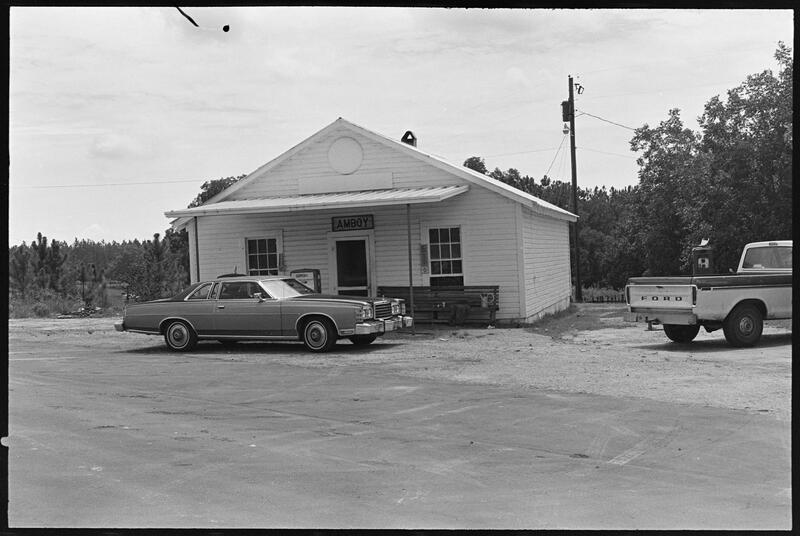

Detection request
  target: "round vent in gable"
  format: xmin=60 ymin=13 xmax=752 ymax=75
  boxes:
xmin=327 ymin=136 xmax=363 ymax=175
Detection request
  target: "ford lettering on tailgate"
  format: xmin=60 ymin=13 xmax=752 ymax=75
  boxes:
xmin=629 ymin=285 xmax=694 ymax=308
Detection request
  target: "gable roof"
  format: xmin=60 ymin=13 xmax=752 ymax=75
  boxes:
xmin=196 ymin=117 xmax=577 ymax=222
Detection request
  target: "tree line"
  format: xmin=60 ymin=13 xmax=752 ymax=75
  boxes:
xmin=465 ymin=44 xmax=792 ymax=289
xmin=7 ymin=46 xmax=791 ymax=311
xmin=8 ymin=172 xmax=249 ymax=316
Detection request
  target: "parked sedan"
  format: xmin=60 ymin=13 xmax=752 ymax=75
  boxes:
xmin=114 ymin=276 xmax=413 ymax=352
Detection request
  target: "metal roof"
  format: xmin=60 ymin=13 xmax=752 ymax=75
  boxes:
xmin=166 ymin=185 xmax=469 ymax=220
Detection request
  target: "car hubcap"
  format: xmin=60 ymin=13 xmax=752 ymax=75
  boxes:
xmin=169 ymin=326 xmax=186 ymax=346
xmin=739 ymin=316 xmax=754 ymax=335
xmin=307 ymin=324 xmax=325 ymax=348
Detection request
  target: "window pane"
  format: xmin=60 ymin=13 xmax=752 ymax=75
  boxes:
xmin=429 ymin=229 xmax=439 ymax=243
xmin=430 ymin=244 xmax=440 ymax=260
xmin=452 ymin=260 xmax=462 ymax=273
xmin=431 ymin=261 xmax=441 ymax=275
xmin=440 ymin=228 xmax=450 ymax=242
xmin=451 ymin=244 xmax=461 ymax=258
xmin=441 ymin=260 xmax=452 ymax=274
xmin=440 ymin=244 xmax=451 ymax=260
xmin=247 ymin=240 xmax=257 ymax=255
xmin=267 ymin=239 xmax=277 ymax=254
xmin=188 ymin=282 xmax=212 ymax=300
xmin=450 ymin=227 xmax=460 ymax=242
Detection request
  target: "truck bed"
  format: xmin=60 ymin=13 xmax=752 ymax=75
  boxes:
xmin=628 ymin=273 xmax=792 ymax=288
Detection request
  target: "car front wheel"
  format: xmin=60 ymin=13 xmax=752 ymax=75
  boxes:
xmin=302 ymin=318 xmax=337 ymax=352
xmin=164 ymin=320 xmax=197 ymax=352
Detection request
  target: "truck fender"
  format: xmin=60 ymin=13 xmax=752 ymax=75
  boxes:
xmin=725 ymin=299 xmax=766 ymax=322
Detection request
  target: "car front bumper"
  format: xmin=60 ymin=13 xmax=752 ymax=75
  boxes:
xmin=354 ymin=315 xmax=414 ymax=335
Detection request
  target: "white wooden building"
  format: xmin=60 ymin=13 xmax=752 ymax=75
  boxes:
xmin=166 ymin=118 xmax=577 ymax=323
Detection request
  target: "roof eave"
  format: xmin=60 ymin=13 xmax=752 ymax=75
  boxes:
xmin=164 ymin=185 xmax=469 ymax=219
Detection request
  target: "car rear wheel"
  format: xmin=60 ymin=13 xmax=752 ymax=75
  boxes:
xmin=302 ymin=318 xmax=337 ymax=352
xmin=663 ymin=324 xmax=700 ymax=343
xmin=349 ymin=334 xmax=377 ymax=346
xmin=164 ymin=320 xmax=197 ymax=352
xmin=723 ymin=303 xmax=763 ymax=347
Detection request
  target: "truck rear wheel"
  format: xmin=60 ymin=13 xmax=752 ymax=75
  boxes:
xmin=663 ymin=324 xmax=700 ymax=343
xmin=723 ymin=304 xmax=763 ymax=347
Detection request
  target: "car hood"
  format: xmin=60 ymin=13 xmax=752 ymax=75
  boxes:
xmin=288 ymin=294 xmax=390 ymax=305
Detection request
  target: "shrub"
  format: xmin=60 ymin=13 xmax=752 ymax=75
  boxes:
xmin=580 ymin=286 xmax=625 ymax=303
xmin=8 ymin=288 xmax=83 ymax=318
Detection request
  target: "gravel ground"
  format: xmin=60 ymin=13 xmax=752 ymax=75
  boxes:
xmin=8 ymin=303 xmax=792 ymax=421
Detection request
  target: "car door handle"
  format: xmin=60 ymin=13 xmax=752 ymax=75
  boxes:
xmin=217 ymin=305 xmax=225 ymax=309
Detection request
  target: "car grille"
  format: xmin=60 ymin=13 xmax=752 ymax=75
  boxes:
xmin=374 ymin=301 xmax=392 ymax=319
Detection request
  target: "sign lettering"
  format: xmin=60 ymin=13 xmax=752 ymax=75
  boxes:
xmin=332 ymin=215 xmax=374 ymax=232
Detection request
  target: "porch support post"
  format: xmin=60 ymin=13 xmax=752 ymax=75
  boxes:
xmin=406 ymin=203 xmax=415 ymax=334
xmin=194 ymin=217 xmax=200 ymax=283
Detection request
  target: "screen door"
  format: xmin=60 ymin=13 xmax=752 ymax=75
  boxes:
xmin=335 ymin=239 xmax=369 ymax=296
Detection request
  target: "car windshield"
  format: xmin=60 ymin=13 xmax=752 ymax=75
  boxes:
xmin=259 ymin=278 xmax=317 ymax=299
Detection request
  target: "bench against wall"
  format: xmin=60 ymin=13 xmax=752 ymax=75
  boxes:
xmin=378 ymin=286 xmax=499 ymax=326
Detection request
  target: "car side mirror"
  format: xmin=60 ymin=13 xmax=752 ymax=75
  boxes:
xmin=253 ymin=293 xmax=266 ymax=302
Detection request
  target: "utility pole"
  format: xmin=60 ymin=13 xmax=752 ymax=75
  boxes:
xmin=563 ymin=75 xmax=582 ymax=302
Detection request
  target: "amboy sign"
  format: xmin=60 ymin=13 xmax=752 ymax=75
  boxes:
xmin=332 ymin=214 xmax=374 ymax=232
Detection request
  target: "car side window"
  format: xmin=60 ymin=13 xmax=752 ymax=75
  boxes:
xmin=186 ymin=282 xmax=213 ymax=300
xmin=219 ymin=282 xmax=262 ymax=300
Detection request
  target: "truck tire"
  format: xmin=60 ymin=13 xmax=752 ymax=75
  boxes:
xmin=723 ymin=303 xmax=763 ymax=347
xmin=663 ymin=324 xmax=700 ymax=343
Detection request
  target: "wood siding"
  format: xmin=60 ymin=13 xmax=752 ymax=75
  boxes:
xmin=226 ymin=125 xmax=462 ymax=200
xmin=521 ymin=206 xmax=572 ymax=320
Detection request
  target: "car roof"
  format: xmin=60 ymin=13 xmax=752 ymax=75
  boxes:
xmin=211 ymin=275 xmax=287 ymax=282
xmin=745 ymin=240 xmax=792 ymax=248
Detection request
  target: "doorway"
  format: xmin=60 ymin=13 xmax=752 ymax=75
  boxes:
xmin=334 ymin=238 xmax=370 ymax=296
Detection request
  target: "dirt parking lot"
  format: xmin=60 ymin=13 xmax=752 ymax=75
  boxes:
xmin=7 ymin=304 xmax=792 ymax=528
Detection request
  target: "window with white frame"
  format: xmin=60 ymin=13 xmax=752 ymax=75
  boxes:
xmin=246 ymin=238 xmax=279 ymax=276
xmin=428 ymin=226 xmax=464 ymax=287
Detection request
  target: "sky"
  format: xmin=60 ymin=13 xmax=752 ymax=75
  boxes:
xmin=8 ymin=7 xmax=793 ymax=245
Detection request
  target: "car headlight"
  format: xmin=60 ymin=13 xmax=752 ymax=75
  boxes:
xmin=356 ymin=304 xmax=373 ymax=322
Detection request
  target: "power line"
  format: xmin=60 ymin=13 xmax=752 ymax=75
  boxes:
xmin=575 ymin=109 xmax=637 ymax=131
xmin=577 ymin=146 xmax=637 ymax=159
xmin=543 ymin=134 xmax=568 ymax=178
xmin=485 ymin=146 xmax=560 ymax=158
xmin=13 ymin=178 xmax=204 ymax=189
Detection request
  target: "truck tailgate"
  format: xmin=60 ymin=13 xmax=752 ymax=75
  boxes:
xmin=627 ymin=284 xmax=694 ymax=309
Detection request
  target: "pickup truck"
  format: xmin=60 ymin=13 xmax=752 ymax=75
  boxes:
xmin=624 ymin=241 xmax=792 ymax=347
